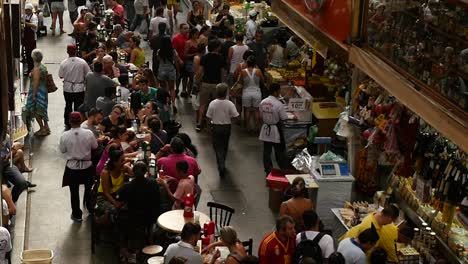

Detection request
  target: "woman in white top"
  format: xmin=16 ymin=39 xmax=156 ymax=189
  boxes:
xmin=239 ymin=56 xmax=264 ymax=132
xmin=269 ymin=36 xmax=287 ymax=68
xmin=228 ymin=33 xmax=249 ymax=83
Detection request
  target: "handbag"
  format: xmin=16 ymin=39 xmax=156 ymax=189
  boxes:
xmin=230 ymin=78 xmax=243 ymax=97
xmin=46 ymin=72 xmax=58 ymax=93
xmin=43 ymin=2 xmax=50 ymax=17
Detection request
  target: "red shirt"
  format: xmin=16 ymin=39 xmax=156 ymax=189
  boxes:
xmin=113 ymin=4 xmax=125 ymax=24
xmin=172 ymin=33 xmax=189 ymax=60
xmin=157 ymin=153 xmax=201 ymax=181
xmin=258 ymin=232 xmax=295 ymax=264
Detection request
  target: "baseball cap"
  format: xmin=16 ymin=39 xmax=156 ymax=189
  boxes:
xmin=67 ymin=44 xmax=77 ymax=55
xmin=248 ymin=10 xmax=258 ymax=17
xmin=69 ymin=112 xmax=81 ymax=123
xmin=25 ymin=3 xmax=34 ymax=10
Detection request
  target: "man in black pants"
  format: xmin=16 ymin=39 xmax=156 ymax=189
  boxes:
xmin=259 ymin=83 xmax=288 ymax=175
xmin=59 ymin=44 xmax=91 ymax=129
xmin=206 ymin=83 xmax=239 ymax=177
xmin=59 ymin=112 xmax=98 ymax=222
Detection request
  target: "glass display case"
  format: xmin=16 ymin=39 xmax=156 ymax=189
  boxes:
xmin=366 ymin=0 xmax=468 ymax=111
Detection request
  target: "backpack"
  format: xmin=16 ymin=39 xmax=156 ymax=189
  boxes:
xmin=293 ymin=232 xmax=325 ymax=264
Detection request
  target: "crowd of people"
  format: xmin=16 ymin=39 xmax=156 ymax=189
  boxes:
xmin=11 ymin=0 xmax=407 ymax=263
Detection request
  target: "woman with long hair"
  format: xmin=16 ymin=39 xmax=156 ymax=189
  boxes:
xmin=187 ymin=0 xmax=205 ymax=29
xmin=279 ymin=177 xmax=314 ymax=232
xmin=95 ymin=146 xmax=132 ymax=225
xmin=203 ymin=226 xmax=247 ymax=264
xmin=239 ymin=56 xmax=264 ymax=132
xmin=143 ymin=68 xmax=159 ymax=89
xmin=183 ymin=28 xmax=199 ymax=97
xmin=129 ymin=35 xmax=145 ymax=68
xmin=146 ymin=116 xmax=168 ymax=154
xmin=140 ymin=101 xmax=159 ymax=128
xmin=157 ymin=36 xmax=182 ymax=113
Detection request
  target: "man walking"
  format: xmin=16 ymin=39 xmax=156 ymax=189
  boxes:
xmin=196 ymin=39 xmax=225 ymax=132
xmin=259 ymin=83 xmax=288 ymax=175
xmin=59 ymin=44 xmax=91 ymax=129
xmin=59 ymin=112 xmax=98 ymax=222
xmin=23 ymin=3 xmax=38 ymax=74
xmin=172 ymin=23 xmax=189 ymax=96
xmin=206 ymin=83 xmax=239 ymax=177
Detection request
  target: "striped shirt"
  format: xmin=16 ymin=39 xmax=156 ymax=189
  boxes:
xmin=258 ymin=231 xmax=294 ymax=264
xmin=341 ymin=213 xmax=398 ymax=262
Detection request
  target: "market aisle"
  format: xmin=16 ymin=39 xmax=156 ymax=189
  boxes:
xmin=19 ymin=6 xmax=277 ymax=264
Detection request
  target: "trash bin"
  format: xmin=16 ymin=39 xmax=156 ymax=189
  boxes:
xmin=20 ymin=249 xmax=54 ymax=264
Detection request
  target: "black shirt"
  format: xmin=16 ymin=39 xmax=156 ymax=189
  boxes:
xmin=200 ymin=52 xmax=224 ymax=84
xmin=101 ymin=116 xmax=124 ymax=134
xmin=220 ymin=40 xmax=235 ymax=65
xmin=214 ymin=14 xmax=234 ymax=38
xmin=118 ymin=177 xmax=161 ymax=225
xmin=248 ymin=41 xmax=268 ymax=70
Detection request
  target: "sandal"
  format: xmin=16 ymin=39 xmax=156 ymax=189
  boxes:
xmin=34 ymin=129 xmax=49 ymax=136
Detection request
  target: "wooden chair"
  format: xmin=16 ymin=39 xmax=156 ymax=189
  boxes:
xmin=207 ymin=202 xmax=235 ymax=235
xmin=242 ymin=238 xmax=253 ymax=255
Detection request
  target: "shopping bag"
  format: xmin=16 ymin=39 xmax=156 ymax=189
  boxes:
xmin=43 ymin=2 xmax=50 ymax=17
xmin=46 ymin=73 xmax=58 ymax=93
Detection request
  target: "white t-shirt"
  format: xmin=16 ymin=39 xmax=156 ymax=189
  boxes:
xmin=134 ymin=0 xmax=148 ymax=15
xmin=0 ymin=227 xmax=11 ymax=264
xmin=295 ymin=231 xmax=335 ymax=259
xmin=259 ymin=96 xmax=288 ymax=143
xmin=206 ymin=99 xmax=239 ymax=125
xmin=337 ymin=238 xmax=367 ymax=264
xmin=58 ymin=57 xmax=91 ymax=93
xmin=150 ymin=16 xmax=169 ymax=35
xmin=245 ymin=19 xmax=257 ymax=42
xmin=59 ymin=127 xmax=98 ymax=170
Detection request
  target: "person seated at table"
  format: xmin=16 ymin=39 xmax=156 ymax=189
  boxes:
xmin=81 ymin=107 xmax=104 ymax=139
xmin=136 ymin=77 xmax=158 ymax=105
xmin=145 ymin=116 xmax=167 ymax=154
xmin=279 ymin=177 xmax=313 ymax=233
xmin=109 ymin=51 xmax=129 ymax=85
xmin=156 ymin=137 xmax=201 ymax=183
xmin=100 ymin=104 xmax=124 ymax=134
xmin=140 ymin=101 xmax=159 ymax=128
xmin=96 ymin=86 xmax=117 ymax=116
xmin=95 ymin=147 xmax=133 ymax=225
xmin=157 ymin=160 xmax=195 ymax=210
xmin=103 ymin=55 xmax=121 ymax=79
xmin=164 ymin=223 xmax=207 ymax=264
xmin=203 ymin=226 xmax=247 ymax=264
xmin=73 ymin=11 xmax=94 ymax=36
xmin=80 ymin=32 xmax=99 ymax=64
xmin=143 ymin=68 xmax=159 ymax=89
xmin=10 ymin=142 xmax=33 ymax=173
xmin=96 ymin=126 xmax=135 ymax=176
xmin=92 ymin=45 xmax=106 ymax=65
xmin=129 ymin=35 xmax=145 ymax=69
xmin=175 ymin=133 xmax=197 ymax=158
xmin=122 ymin=130 xmax=137 ymax=153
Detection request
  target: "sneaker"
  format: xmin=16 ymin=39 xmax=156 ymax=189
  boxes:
xmin=195 ymin=124 xmax=202 ymax=132
xmin=70 ymin=214 xmax=83 ymax=222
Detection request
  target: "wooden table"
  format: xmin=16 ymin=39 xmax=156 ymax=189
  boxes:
xmin=157 ymin=210 xmax=211 ymax=233
xmin=311 ymin=102 xmax=343 ymax=137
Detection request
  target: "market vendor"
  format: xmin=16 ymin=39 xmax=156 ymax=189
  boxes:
xmin=212 ymin=4 xmax=234 ymax=38
xmin=340 ymin=205 xmax=399 ymax=262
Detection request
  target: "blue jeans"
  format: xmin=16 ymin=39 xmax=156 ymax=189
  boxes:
xmin=3 ymin=165 xmax=28 ymax=202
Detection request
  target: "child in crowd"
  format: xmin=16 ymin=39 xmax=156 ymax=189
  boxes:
xmin=157 ymin=160 xmax=195 ymax=209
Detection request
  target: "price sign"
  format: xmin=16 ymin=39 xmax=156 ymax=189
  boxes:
xmin=288 ymin=98 xmax=307 ymax=111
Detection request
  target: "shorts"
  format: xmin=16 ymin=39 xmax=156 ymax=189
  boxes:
xmin=158 ymin=68 xmax=176 ymax=81
xmin=242 ymin=90 xmax=261 ymax=108
xmin=199 ymin=82 xmax=218 ymax=106
xmin=184 ymin=60 xmax=194 ymax=74
xmin=167 ymin=0 xmax=179 ymax=5
xmin=51 ymin=2 xmax=65 ymax=13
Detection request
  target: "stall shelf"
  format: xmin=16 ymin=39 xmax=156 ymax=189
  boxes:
xmin=395 ymin=189 xmax=464 ymax=264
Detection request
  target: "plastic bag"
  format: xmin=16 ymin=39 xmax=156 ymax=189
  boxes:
xmin=291 ymin=148 xmax=313 ymax=173
xmin=43 ymin=2 xmax=50 ymax=17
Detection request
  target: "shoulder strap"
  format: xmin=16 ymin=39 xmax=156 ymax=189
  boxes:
xmin=300 ymin=231 xmax=307 ymax=241
xmin=311 ymin=232 xmax=325 ymax=244
xmin=151 ymin=131 xmax=166 ymax=146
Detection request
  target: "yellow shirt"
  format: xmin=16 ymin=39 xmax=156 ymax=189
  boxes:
xmin=133 ymin=48 xmax=145 ymax=68
xmin=98 ymin=171 xmax=125 ymax=194
xmin=340 ymin=213 xmax=398 ymax=262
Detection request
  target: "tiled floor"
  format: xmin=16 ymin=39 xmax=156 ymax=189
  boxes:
xmin=17 ymin=4 xmax=277 ymax=263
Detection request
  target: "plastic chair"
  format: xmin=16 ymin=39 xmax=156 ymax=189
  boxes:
xmin=242 ymin=238 xmax=253 ymax=255
xmin=207 ymin=202 xmax=235 ymax=234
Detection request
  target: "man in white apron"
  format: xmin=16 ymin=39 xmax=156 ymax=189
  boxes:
xmin=259 ymin=83 xmax=288 ymax=175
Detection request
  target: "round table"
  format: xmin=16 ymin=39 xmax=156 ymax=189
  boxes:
xmin=157 ymin=210 xmax=211 ymax=233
